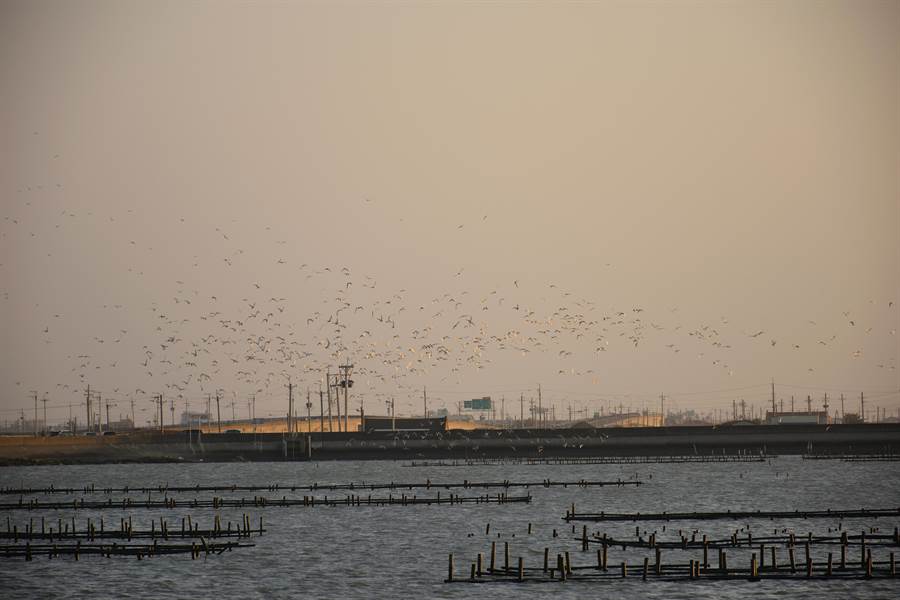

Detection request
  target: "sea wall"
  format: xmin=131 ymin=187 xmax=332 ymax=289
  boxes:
xmin=1 ymin=424 xmax=898 ymax=465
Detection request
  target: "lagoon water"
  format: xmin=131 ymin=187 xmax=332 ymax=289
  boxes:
xmin=1 ymin=456 xmax=898 ymax=599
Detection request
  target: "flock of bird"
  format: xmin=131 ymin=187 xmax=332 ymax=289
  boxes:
xmin=2 ymin=166 xmax=898 ymax=422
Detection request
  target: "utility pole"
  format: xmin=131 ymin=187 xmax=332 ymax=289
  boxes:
xmin=391 ymin=397 xmax=395 ymax=431
xmin=537 ymin=384 xmax=542 ymax=429
xmin=423 ymin=386 xmax=427 ymax=419
xmin=660 ymin=393 xmax=665 ymax=427
xmin=806 ymin=395 xmax=812 ymax=414
xmin=334 ymin=372 xmax=342 ymax=431
xmin=860 ymin=392 xmax=865 ymax=423
xmin=732 ymin=399 xmax=736 ymax=421
xmin=85 ymin=385 xmax=92 ymax=432
xmin=823 ymin=393 xmax=829 ymax=423
xmin=326 ymin=372 xmax=334 ymax=432
xmin=520 ymin=394 xmax=524 ymax=427
xmin=318 ymin=385 xmax=325 ymax=433
xmin=41 ymin=394 xmax=48 ymax=434
xmin=771 ymin=379 xmax=776 ymax=416
xmin=307 ymin=388 xmax=313 ymax=433
xmin=740 ymin=399 xmax=746 ymax=420
xmin=158 ymin=394 xmax=164 ymax=433
xmin=215 ymin=393 xmax=221 ymax=433
xmin=130 ymin=398 xmax=135 ymax=430
xmin=32 ymin=392 xmax=38 ymax=436
xmin=287 ymin=381 xmax=294 ymax=435
xmin=169 ymin=397 xmax=175 ymax=428
xmin=840 ymin=394 xmax=845 ymax=421
xmin=105 ymin=399 xmax=111 ymax=431
xmin=327 ymin=371 xmax=337 ymax=431
xmin=339 ymin=364 xmax=353 ymax=433
xmin=96 ymin=392 xmax=103 ymax=433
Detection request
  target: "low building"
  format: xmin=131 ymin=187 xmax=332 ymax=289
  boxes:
xmin=765 ymin=411 xmax=828 ymax=425
xmin=360 ymin=416 xmax=447 ymax=433
xmin=180 ymin=411 xmax=211 ymax=426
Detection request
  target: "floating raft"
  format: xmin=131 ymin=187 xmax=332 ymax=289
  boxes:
xmin=0 ymin=493 xmax=532 ymax=511
xmin=443 ymin=541 xmax=898 ymax=583
xmin=564 ymin=507 xmax=900 ymax=522
xmin=446 ymin=557 xmax=898 ymax=583
xmin=803 ymin=454 xmax=900 ymax=462
xmin=2 ymin=540 xmax=253 ymax=560
xmin=2 ymin=514 xmax=264 ymax=541
xmin=0 ymin=479 xmax=638 ymax=496
xmin=576 ymin=529 xmax=900 ymax=550
xmin=407 ymin=455 xmax=772 ymax=467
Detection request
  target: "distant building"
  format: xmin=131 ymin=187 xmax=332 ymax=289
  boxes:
xmin=360 ymin=416 xmax=447 ymax=433
xmin=571 ymin=413 xmax=664 ymax=428
xmin=765 ymin=411 xmax=828 ymax=425
xmin=107 ymin=418 xmax=134 ymax=431
xmin=180 ymin=411 xmax=211 ymax=426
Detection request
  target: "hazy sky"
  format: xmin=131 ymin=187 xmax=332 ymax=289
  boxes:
xmin=2 ymin=0 xmax=898 ymax=426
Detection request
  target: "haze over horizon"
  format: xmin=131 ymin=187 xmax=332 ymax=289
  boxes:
xmin=2 ymin=0 xmax=898 ymax=426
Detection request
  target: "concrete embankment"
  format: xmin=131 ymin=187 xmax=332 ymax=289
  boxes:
xmin=0 ymin=424 xmax=898 ymax=465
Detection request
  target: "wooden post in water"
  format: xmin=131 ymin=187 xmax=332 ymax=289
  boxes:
xmin=476 ymin=552 xmax=483 ymax=577
xmin=750 ymin=553 xmax=758 ymax=580
xmin=840 ymin=531 xmax=847 ymax=568
xmin=826 ymin=552 xmax=833 ymax=576
xmin=866 ymin=549 xmax=872 ymax=579
xmin=643 ymin=557 xmax=648 ymax=581
xmin=543 ymin=547 xmax=549 ymax=572
xmin=489 ymin=542 xmax=496 ymax=573
xmin=860 ymin=531 xmax=866 ymax=569
xmin=504 ymin=541 xmax=510 ymax=574
xmin=518 ymin=557 xmax=524 ymax=582
xmin=656 ymin=548 xmax=662 ymax=575
xmin=445 ymin=553 xmax=454 ymax=582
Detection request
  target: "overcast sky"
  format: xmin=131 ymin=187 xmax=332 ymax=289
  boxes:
xmin=2 ymin=0 xmax=898 ymax=426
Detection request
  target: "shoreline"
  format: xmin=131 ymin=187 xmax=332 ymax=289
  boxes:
xmin=1 ymin=423 xmax=898 ymax=466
